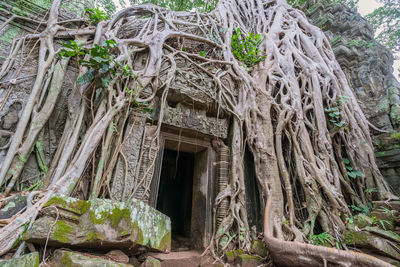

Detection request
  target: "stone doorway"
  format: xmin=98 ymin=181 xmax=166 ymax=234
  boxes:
xmin=156 ymin=149 xmax=194 ymax=249
xmin=150 ymin=127 xmax=215 ymax=250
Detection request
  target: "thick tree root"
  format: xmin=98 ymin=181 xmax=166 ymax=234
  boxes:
xmin=263 ymin=195 xmax=392 ymax=267
xmin=0 ymin=0 xmax=397 ymax=264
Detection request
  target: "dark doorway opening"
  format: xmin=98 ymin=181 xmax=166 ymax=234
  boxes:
xmin=244 ymin=145 xmax=262 ymax=231
xmin=156 ymin=149 xmax=194 ymax=247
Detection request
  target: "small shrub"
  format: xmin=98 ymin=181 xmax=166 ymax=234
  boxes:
xmin=343 ymin=158 xmax=363 ymax=179
xmin=311 ymin=232 xmax=337 ymax=247
xmin=231 ymin=28 xmax=267 ymax=68
xmin=86 ymin=8 xmax=108 ymax=25
xmin=59 ymin=39 xmax=133 ymax=88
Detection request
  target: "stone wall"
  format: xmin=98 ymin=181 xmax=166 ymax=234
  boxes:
xmin=302 ymin=0 xmax=400 ymax=194
xmin=0 ymin=0 xmax=92 ymax=189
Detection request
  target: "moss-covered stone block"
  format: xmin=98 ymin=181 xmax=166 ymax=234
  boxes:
xmin=236 ymin=254 xmax=263 ymax=267
xmin=251 ymin=240 xmax=268 ymax=257
xmin=23 ymin=194 xmax=171 ymax=254
xmin=0 ymin=252 xmax=39 ymax=267
xmin=353 ymin=214 xmax=374 ymax=229
xmin=140 ymin=256 xmax=160 ymax=267
xmin=51 ymin=249 xmax=132 ymax=267
xmin=225 ymin=249 xmax=244 ymax=263
xmin=43 ymin=194 xmax=90 ymax=215
xmin=344 ymin=230 xmax=400 ymax=260
xmin=199 ymin=255 xmax=224 ymax=267
xmin=0 ymin=194 xmax=27 ymax=219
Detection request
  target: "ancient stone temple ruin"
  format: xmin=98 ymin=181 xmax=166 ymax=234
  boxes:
xmin=0 ymin=0 xmax=400 ymax=266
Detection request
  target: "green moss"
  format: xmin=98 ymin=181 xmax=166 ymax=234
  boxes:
xmin=237 ymin=254 xmax=263 ymax=266
xmin=0 ymin=26 xmax=20 ymax=44
xmin=53 ymin=220 xmax=74 ymax=243
xmin=143 ymin=257 xmax=161 ymax=267
xmin=238 ymin=254 xmax=262 ymax=260
xmin=84 ymin=231 xmax=98 ymax=242
xmin=157 ymin=231 xmax=171 ymax=252
xmin=226 ymin=249 xmax=245 ymax=261
xmin=60 ymin=252 xmax=73 ymax=267
xmin=2 ymin=201 xmax=16 ymax=212
xmin=90 ymin=205 xmax=130 ymax=228
xmin=364 ymin=227 xmax=400 ymax=242
xmin=379 ymin=96 xmax=390 ymax=112
xmin=11 ymin=0 xmax=53 ymax=17
xmin=251 ymin=240 xmax=267 ymax=257
xmin=0 ymin=252 xmax=39 ymax=267
xmin=44 ymin=194 xmax=90 ymax=215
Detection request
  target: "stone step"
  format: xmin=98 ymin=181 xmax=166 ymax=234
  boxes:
xmin=147 ymin=251 xmax=202 ymax=267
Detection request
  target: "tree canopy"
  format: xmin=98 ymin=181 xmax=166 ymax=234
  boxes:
xmin=366 ymin=0 xmax=400 ymax=53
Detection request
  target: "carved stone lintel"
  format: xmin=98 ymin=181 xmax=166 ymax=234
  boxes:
xmin=162 ymin=103 xmax=229 ymax=139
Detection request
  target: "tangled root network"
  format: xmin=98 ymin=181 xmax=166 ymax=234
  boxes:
xmin=0 ymin=0 xmax=397 ymax=266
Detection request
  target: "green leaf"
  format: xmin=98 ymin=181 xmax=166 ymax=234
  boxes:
xmin=346 ymin=166 xmax=353 ymax=171
xmin=343 ymin=158 xmax=350 ymax=164
xmin=347 ymin=171 xmax=357 ymax=179
xmin=325 ymin=107 xmax=339 ymax=112
xmin=365 ymin=188 xmax=378 ymax=194
xmin=77 ymin=69 xmax=95 ymax=85
xmin=334 ymin=121 xmax=345 ymax=127
xmin=101 ymin=76 xmax=111 ymax=88
xmin=353 ymin=170 xmax=363 ymax=177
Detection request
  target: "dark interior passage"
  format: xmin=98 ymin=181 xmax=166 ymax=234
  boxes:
xmin=244 ymin=145 xmax=262 ymax=231
xmin=156 ymin=149 xmax=194 ymax=237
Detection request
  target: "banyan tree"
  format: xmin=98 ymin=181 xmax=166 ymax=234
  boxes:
xmin=0 ymin=0 xmax=399 ymax=266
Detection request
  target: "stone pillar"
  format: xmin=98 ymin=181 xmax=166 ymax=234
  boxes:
xmin=111 ymin=113 xmax=146 ymax=201
xmin=132 ymin=125 xmax=159 ymax=204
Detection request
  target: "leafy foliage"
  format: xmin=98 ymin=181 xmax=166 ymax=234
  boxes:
xmin=325 ymin=107 xmax=345 ymax=127
xmin=392 ymin=131 xmax=400 ymax=140
xmin=287 ymin=0 xmax=309 ymax=6
xmin=58 ymin=40 xmax=85 ymax=57
xmin=86 ymin=7 xmax=108 ymax=25
xmin=311 ymin=232 xmax=337 ymax=247
xmin=365 ymin=187 xmax=378 ymax=194
xmin=127 ymin=0 xmax=218 ymax=12
xmin=287 ymin=0 xmax=358 ymax=10
xmin=231 ymin=28 xmax=267 ymax=68
xmin=343 ymin=158 xmax=363 ymax=179
xmin=371 ymin=216 xmax=392 ymax=230
xmin=59 ymin=39 xmax=133 ymax=88
xmin=377 ymin=206 xmax=394 ymax=216
xmin=366 ymin=0 xmax=400 ymax=53
xmin=324 ymin=96 xmax=349 ymax=128
xmin=349 ymin=203 xmax=370 ymax=215
xmin=92 ymin=0 xmax=118 ymax=17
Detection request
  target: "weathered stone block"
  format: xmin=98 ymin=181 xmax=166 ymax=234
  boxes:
xmin=161 ymin=103 xmax=229 ymax=139
xmin=199 ymin=255 xmax=224 ymax=267
xmin=344 ymin=230 xmax=400 ymax=260
xmin=236 ymin=254 xmax=263 ymax=267
xmin=51 ymin=249 xmax=133 ymax=267
xmin=251 ymin=240 xmax=268 ymax=257
xmin=353 ymin=214 xmax=374 ymax=229
xmin=111 ymin=112 xmax=147 ymax=202
xmin=225 ymin=249 xmax=244 ymax=263
xmin=140 ymin=256 xmax=160 ymax=267
xmin=23 ymin=194 xmax=171 ymax=254
xmin=0 ymin=194 xmax=27 ymax=219
xmin=0 ymin=252 xmax=39 ymax=267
